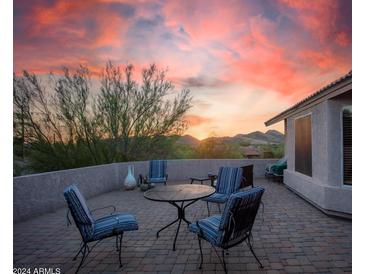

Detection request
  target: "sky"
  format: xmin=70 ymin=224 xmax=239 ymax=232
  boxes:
xmin=14 ymin=0 xmax=352 ymax=140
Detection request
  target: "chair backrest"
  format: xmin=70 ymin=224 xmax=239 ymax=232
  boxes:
xmin=216 ymin=167 xmax=242 ymax=195
xmin=149 ymin=160 xmax=167 ymax=178
xmin=276 ymin=157 xmax=287 ymax=166
xmin=240 ymin=164 xmax=254 ymax=188
xmin=218 ymin=187 xmax=265 ymax=248
xmin=64 ymin=184 xmax=94 ymax=241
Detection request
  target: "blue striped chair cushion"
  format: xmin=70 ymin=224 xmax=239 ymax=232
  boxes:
xmin=219 ymin=187 xmax=265 ymax=231
xmin=147 ymin=177 xmax=167 ymax=184
xmin=202 ymin=193 xmax=229 ymax=203
xmin=64 ymin=185 xmax=94 ymax=240
xmin=216 ymin=167 xmax=242 ymax=195
xmin=93 ymin=214 xmax=138 ymax=241
xmin=189 ymin=215 xmax=222 ymax=246
xmin=149 ymin=160 xmax=166 ymax=179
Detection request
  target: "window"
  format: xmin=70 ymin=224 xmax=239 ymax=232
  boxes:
xmin=343 ymin=106 xmax=352 ymax=185
xmin=295 ymin=115 xmax=312 ymax=176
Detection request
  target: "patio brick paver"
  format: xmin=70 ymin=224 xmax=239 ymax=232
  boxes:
xmin=13 ymin=179 xmax=352 ymax=273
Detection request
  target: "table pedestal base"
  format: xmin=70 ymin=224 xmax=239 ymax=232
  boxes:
xmin=156 ymin=200 xmax=197 ymax=251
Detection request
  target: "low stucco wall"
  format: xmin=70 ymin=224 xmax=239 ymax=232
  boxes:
xmin=13 ymin=159 xmax=277 ymax=222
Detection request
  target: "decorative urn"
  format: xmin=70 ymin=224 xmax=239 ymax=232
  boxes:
xmin=124 ymin=165 xmax=137 ymax=190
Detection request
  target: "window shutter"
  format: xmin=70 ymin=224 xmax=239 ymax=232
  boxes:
xmin=343 ymin=108 xmax=352 ymax=185
xmin=295 ymin=115 xmax=312 ymax=176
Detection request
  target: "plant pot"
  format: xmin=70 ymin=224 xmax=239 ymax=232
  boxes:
xmin=140 ymin=183 xmax=149 ymax=191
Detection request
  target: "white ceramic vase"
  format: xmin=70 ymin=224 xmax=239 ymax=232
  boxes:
xmin=124 ymin=165 xmax=137 ymax=190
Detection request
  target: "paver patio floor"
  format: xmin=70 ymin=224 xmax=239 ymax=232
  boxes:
xmin=14 ymin=179 xmax=351 ymax=273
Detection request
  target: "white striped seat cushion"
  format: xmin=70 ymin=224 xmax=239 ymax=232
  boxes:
xmin=189 ymin=215 xmax=222 ymax=246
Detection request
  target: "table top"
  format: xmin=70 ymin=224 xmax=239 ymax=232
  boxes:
xmin=144 ymin=184 xmax=215 ymax=202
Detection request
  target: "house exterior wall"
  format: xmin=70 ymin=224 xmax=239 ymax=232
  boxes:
xmin=284 ymin=91 xmax=352 ymax=217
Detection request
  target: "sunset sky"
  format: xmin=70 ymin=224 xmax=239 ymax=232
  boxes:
xmin=14 ymin=0 xmax=352 ymax=140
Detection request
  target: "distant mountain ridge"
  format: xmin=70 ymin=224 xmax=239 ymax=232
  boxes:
xmin=177 ymin=130 xmax=284 ymax=146
xmin=176 ymin=134 xmax=201 ymax=147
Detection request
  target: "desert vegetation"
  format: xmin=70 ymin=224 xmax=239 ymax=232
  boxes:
xmin=13 ymin=62 xmax=284 ymax=176
xmin=13 ymin=62 xmax=192 ymax=175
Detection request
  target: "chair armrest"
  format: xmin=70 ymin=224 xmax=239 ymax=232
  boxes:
xmin=66 ymin=210 xmax=93 ymax=226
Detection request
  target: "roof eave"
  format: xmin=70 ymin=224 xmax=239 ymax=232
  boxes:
xmin=265 ymin=73 xmax=352 ymax=126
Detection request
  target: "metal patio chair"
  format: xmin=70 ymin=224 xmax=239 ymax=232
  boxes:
xmin=140 ymin=160 xmax=168 ymax=185
xmin=202 ymin=167 xmax=242 ymax=216
xmin=64 ymin=185 xmax=138 ymax=273
xmin=265 ymin=157 xmax=287 ymax=177
xmin=189 ymin=187 xmax=265 ymax=273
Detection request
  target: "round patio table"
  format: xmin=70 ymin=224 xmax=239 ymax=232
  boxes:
xmin=144 ymin=184 xmax=215 ymax=251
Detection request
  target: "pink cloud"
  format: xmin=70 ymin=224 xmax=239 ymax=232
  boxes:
xmin=278 ymin=0 xmax=350 ymax=46
xmin=29 ymin=0 xmax=127 ymax=48
xmin=162 ymin=0 xmax=249 ymax=47
xmin=14 ymin=0 xmax=352 ymax=137
xmin=185 ymin=115 xmax=213 ymax=127
xmin=335 ymin=31 xmax=351 ymax=47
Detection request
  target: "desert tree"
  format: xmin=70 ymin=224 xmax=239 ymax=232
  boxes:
xmin=13 ymin=66 xmax=101 ymax=171
xmin=13 ymin=62 xmax=192 ymax=173
xmin=13 ymin=73 xmax=33 ymax=159
xmin=96 ymin=62 xmax=192 ymax=161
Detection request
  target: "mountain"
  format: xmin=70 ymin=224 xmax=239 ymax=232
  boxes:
xmin=184 ymin=130 xmax=284 ymax=146
xmin=176 ymin=135 xmax=200 ymax=147
xmin=177 ymin=130 xmax=284 ymax=147
xmin=265 ymin=130 xmax=285 ymax=143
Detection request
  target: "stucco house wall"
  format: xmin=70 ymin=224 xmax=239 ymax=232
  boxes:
xmin=284 ymin=91 xmax=352 ymax=217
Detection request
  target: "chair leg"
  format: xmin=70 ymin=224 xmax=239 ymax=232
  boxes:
xmin=198 ymin=236 xmax=203 ymax=269
xmin=172 ymin=219 xmax=182 ymax=251
xmin=247 ymin=235 xmax=263 ymax=268
xmin=73 ymin=242 xmax=85 ymax=261
xmin=75 ymin=243 xmax=87 ymax=273
xmin=222 ymin=249 xmax=227 ymax=273
xmin=206 ymin=202 xmax=210 ymax=216
xmin=119 ymin=232 xmax=124 ymax=268
xmin=116 ymin=235 xmax=119 ymax=251
xmin=217 ymin=203 xmax=221 ymax=213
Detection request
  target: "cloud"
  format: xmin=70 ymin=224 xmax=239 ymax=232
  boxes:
xmin=185 ymin=115 xmax=213 ymax=127
xmin=14 ymin=0 xmax=132 ymax=72
xmin=278 ymin=0 xmax=351 ymax=46
xmin=14 ymin=0 xmax=352 ymax=138
xmin=175 ymin=76 xmax=228 ymax=88
xmin=335 ymin=31 xmax=351 ymax=47
xmin=193 ymin=99 xmax=212 ymax=111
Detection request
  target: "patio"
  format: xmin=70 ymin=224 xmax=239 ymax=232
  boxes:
xmin=13 ymin=178 xmax=351 ymax=273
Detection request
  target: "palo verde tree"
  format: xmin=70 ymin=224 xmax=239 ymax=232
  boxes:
xmin=96 ymin=62 xmax=192 ymax=161
xmin=13 ymin=66 xmax=101 ymax=172
xmin=13 ymin=62 xmax=192 ymax=173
